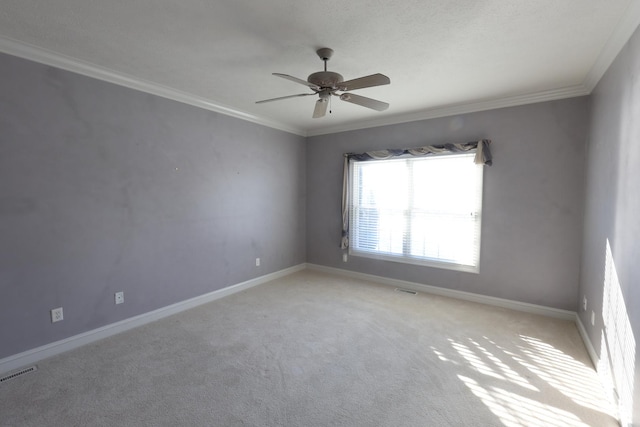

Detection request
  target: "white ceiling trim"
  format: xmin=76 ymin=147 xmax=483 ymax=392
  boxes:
xmin=582 ymin=0 xmax=640 ymax=92
xmin=2 ymin=6 xmax=639 ymax=139
xmin=0 ymin=36 xmax=307 ymax=137
xmin=306 ymin=85 xmax=590 ymax=137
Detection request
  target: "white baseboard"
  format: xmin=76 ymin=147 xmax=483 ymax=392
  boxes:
xmin=308 ymin=265 xmax=617 ymax=421
xmin=0 ymin=263 xmax=587 ymax=376
xmin=306 ymin=263 xmax=576 ymax=321
xmin=576 ymin=314 xmax=621 ymax=423
xmin=575 ymin=314 xmax=600 ymax=369
xmin=0 ymin=264 xmax=305 ymax=375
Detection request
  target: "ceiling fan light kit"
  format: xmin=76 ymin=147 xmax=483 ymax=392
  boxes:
xmin=256 ymin=48 xmax=390 ymax=118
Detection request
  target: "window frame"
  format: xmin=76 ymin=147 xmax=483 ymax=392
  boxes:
xmin=347 ymin=152 xmax=483 ymax=274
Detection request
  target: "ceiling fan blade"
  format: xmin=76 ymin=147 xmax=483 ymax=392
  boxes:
xmin=256 ymin=93 xmax=315 ymax=104
xmin=273 ymin=73 xmax=320 ymax=90
xmin=339 ymin=73 xmax=390 ymax=91
xmin=339 ymin=93 xmax=389 ymax=111
xmin=312 ymin=99 xmax=328 ymax=118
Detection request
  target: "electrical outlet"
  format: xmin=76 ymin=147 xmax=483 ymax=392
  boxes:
xmin=256 ymin=258 xmax=260 ymax=267
xmin=583 ymin=296 xmax=587 ymax=311
xmin=115 ymin=291 xmax=124 ymax=305
xmin=591 ymin=310 xmax=595 ymax=326
xmin=343 ymin=253 xmax=348 ymax=262
xmin=51 ymin=307 xmax=63 ymax=323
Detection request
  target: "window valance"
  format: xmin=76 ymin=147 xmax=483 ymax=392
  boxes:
xmin=344 ymin=139 xmax=492 ymax=165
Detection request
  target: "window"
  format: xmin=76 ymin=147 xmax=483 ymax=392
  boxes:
xmin=348 ymin=152 xmax=483 ymax=273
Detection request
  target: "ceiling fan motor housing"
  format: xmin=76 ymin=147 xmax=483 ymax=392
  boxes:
xmin=308 ymin=71 xmax=344 ymax=89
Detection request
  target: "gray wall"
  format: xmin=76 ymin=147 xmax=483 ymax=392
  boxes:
xmin=0 ymin=53 xmax=306 ymax=359
xmin=307 ymin=98 xmax=588 ymax=310
xmin=579 ymin=23 xmax=640 ymax=425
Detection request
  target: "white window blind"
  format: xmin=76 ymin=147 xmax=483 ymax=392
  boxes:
xmin=349 ymin=152 xmax=483 ymax=272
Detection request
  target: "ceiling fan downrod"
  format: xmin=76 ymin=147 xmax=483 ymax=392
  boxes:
xmin=316 ymin=48 xmax=334 ymax=69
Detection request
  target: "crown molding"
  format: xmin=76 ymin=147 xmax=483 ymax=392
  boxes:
xmin=306 ymin=84 xmax=590 ymax=137
xmin=582 ymin=0 xmax=640 ymax=92
xmin=0 ymin=36 xmax=307 ymax=137
xmin=3 ymin=1 xmax=640 ymax=141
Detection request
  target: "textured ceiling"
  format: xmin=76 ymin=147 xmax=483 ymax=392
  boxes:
xmin=1 ymin=1 xmax=639 ymax=136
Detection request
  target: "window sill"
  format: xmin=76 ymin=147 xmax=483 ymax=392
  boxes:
xmin=348 ymin=249 xmax=479 ymax=274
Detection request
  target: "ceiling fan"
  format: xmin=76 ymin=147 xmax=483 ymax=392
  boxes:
xmin=256 ymin=48 xmax=390 ymax=118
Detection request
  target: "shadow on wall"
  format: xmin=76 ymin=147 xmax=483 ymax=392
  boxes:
xmin=598 ymin=239 xmax=636 ymax=426
xmin=432 ymin=334 xmax=617 ymax=426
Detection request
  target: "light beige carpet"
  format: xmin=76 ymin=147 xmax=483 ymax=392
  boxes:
xmin=0 ymin=270 xmax=617 ymax=426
